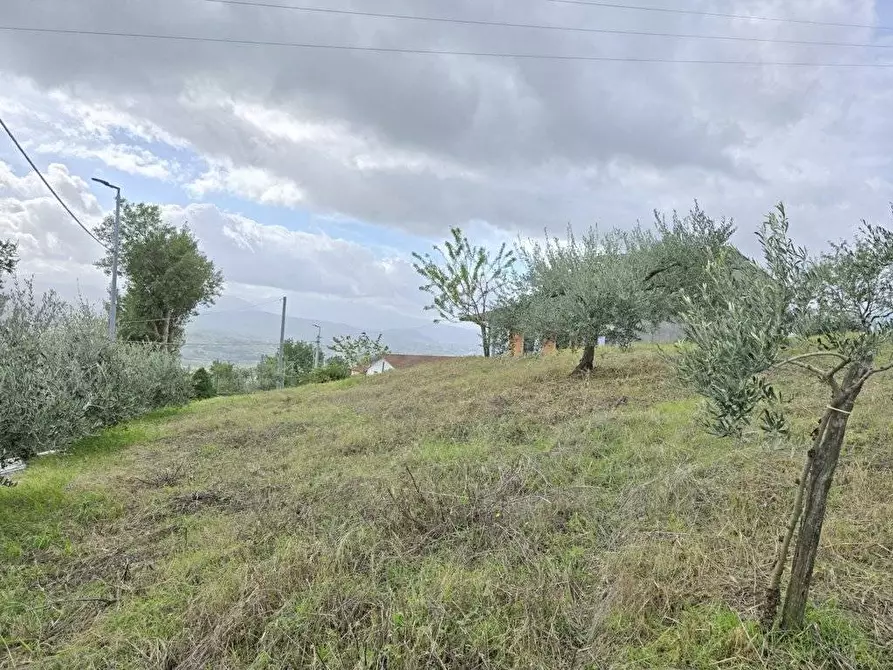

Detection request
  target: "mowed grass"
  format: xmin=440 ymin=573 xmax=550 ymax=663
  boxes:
xmin=2 ymin=347 xmax=892 ymax=669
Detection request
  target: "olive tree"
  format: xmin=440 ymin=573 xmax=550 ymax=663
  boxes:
xmin=413 ymin=227 xmax=515 ymax=357
xmin=644 ymin=203 xmax=737 ymax=321
xmin=673 ymin=204 xmax=893 ymax=630
xmin=518 ymin=226 xmax=655 ymax=375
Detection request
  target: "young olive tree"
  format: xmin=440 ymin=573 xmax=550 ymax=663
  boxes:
xmin=412 ymin=227 xmax=515 ymax=357
xmin=520 ymin=227 xmax=655 ymax=375
xmin=674 ymin=204 xmax=893 ymax=630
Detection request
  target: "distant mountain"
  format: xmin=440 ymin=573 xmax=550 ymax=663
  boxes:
xmin=181 ymin=300 xmax=481 ymax=366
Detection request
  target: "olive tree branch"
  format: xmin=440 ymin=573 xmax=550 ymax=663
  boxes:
xmin=773 ymin=352 xmax=849 ymax=394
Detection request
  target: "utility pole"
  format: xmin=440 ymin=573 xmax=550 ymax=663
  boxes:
xmin=277 ymin=296 xmax=287 ymax=389
xmin=92 ymin=178 xmax=121 ymax=341
xmin=313 ymin=323 xmax=321 ymax=368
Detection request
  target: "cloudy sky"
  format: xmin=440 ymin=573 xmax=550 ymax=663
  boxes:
xmin=1 ymin=0 xmax=891 ymax=330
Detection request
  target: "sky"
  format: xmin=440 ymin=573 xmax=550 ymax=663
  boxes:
xmin=1 ymin=0 xmax=892 ymax=331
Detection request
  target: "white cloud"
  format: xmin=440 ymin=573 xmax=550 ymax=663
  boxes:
xmin=0 ymin=160 xmax=103 ymax=263
xmin=187 ymin=160 xmax=306 ymax=207
xmin=1 ymin=159 xmax=433 ymax=325
xmin=35 ymin=141 xmax=177 ymax=181
xmin=162 ymin=202 xmax=423 ymax=307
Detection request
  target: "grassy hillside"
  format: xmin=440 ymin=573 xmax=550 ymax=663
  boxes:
xmin=2 ymin=348 xmax=892 ymax=669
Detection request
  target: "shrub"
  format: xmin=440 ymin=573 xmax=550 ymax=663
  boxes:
xmin=309 ymin=361 xmax=351 ymax=384
xmin=191 ymin=367 xmax=216 ymax=399
xmin=209 ymin=360 xmax=253 ymax=395
xmin=0 ymin=279 xmax=191 ymax=466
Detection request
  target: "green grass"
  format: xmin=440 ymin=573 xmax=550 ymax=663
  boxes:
xmin=2 ymin=347 xmax=892 ymax=668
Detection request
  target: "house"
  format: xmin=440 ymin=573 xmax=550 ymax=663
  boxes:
xmin=507 ymin=332 xmax=558 ymax=357
xmin=365 ymin=354 xmax=456 ymax=375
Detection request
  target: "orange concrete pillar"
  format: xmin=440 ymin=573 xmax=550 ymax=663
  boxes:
xmin=541 ymin=338 xmax=557 ymax=355
xmin=510 ymin=332 xmax=524 ymax=356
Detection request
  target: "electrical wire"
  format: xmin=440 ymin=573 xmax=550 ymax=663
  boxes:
xmin=545 ymin=0 xmax=893 ymax=32
xmin=0 ymin=114 xmax=108 ymax=249
xmin=202 ymin=0 xmax=893 ymax=51
xmin=1 ymin=25 xmax=891 ymax=66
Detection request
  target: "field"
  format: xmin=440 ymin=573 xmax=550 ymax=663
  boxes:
xmin=2 ymin=347 xmax=892 ymax=669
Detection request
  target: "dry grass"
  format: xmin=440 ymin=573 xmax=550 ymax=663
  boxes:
xmin=2 ymin=347 xmax=892 ymax=669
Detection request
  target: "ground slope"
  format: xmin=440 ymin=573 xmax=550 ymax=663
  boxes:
xmin=2 ymin=348 xmax=892 ymax=669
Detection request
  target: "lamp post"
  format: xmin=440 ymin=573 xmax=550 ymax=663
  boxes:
xmin=92 ymin=178 xmax=121 ymax=342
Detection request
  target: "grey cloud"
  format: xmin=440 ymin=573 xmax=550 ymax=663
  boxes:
xmin=0 ymin=0 xmax=891 ymax=238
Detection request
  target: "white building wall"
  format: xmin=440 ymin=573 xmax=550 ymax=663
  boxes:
xmin=365 ymin=359 xmax=394 ymax=375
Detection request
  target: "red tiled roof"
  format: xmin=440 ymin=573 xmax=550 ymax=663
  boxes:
xmin=379 ymin=354 xmax=457 ymax=369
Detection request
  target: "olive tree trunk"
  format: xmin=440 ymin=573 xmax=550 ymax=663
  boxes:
xmin=760 ymin=414 xmax=824 ymax=628
xmin=570 ymin=342 xmax=595 ymax=376
xmin=780 ymin=373 xmax=865 ymax=629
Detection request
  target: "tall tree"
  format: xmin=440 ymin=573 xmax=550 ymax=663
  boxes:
xmin=329 ymin=332 xmax=390 ymax=368
xmin=0 ymin=239 xmax=18 ymax=289
xmin=95 ymin=202 xmax=223 ymax=346
xmin=673 ymin=204 xmax=893 ymax=630
xmin=412 ymin=227 xmax=515 ymax=357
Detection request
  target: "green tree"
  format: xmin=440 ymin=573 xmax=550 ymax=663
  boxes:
xmin=412 ymin=227 xmax=515 ymax=357
xmin=254 ymin=355 xmax=279 ymax=391
xmin=253 ymin=339 xmax=317 ymax=389
xmin=95 ymin=202 xmax=223 ymax=347
xmin=191 ymin=367 xmax=215 ymax=400
xmin=644 ymin=203 xmax=738 ymax=322
xmin=519 ymin=226 xmax=653 ymax=375
xmin=325 ymin=355 xmax=347 ymax=368
xmin=0 ymin=239 xmax=18 ymax=289
xmin=329 ymin=332 xmax=389 ymax=368
xmin=209 ymin=360 xmax=251 ymax=395
xmin=281 ymin=339 xmax=316 ymax=385
xmin=673 ymin=204 xmax=893 ymax=630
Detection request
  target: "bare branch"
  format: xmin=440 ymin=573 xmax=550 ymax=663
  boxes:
xmin=826 ymin=357 xmax=852 ymax=379
xmin=773 ymin=352 xmax=850 ymax=392
xmin=784 ymin=360 xmax=833 ymax=382
xmin=861 ymin=361 xmax=893 ymax=383
xmin=775 ymin=352 xmax=848 ymax=366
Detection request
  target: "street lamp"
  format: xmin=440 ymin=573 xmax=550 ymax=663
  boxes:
xmin=313 ymin=323 xmax=322 ymax=368
xmin=92 ymin=178 xmax=121 ymax=342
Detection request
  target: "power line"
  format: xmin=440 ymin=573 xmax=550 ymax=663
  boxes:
xmin=203 ymin=0 xmax=893 ymax=51
xmin=545 ymin=0 xmax=893 ymax=32
xmin=0 ymin=114 xmax=108 ymax=249
xmin=1 ymin=25 xmax=892 ymax=66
